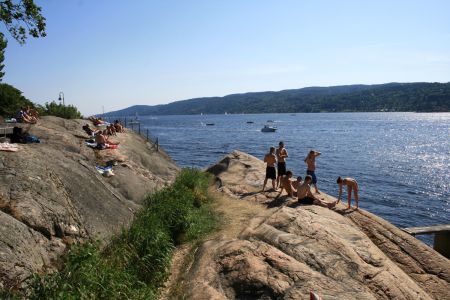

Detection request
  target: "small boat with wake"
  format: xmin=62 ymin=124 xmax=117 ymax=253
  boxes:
xmin=261 ymin=125 xmax=277 ymax=132
xmin=246 ymin=121 xmax=254 ymax=124
xmin=206 ymin=123 xmax=215 ymax=126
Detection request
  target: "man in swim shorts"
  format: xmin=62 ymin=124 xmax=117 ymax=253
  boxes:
xmin=276 ymin=141 xmax=288 ymax=188
xmin=337 ymin=177 xmax=359 ymax=209
xmin=297 ymin=175 xmax=336 ymax=208
xmin=263 ymin=147 xmax=277 ymax=191
xmin=304 ymin=150 xmax=321 ymax=194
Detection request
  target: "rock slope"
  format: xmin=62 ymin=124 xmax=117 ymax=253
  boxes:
xmin=187 ymin=151 xmax=450 ymax=299
xmin=0 ymin=116 xmax=178 ymax=290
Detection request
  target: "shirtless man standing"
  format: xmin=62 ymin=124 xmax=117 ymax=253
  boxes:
xmin=276 ymin=141 xmax=288 ymax=188
xmin=263 ymin=147 xmax=277 ymax=191
xmin=297 ymin=175 xmax=336 ymax=208
xmin=337 ymin=177 xmax=359 ymax=209
xmin=304 ymin=150 xmax=321 ymax=194
xmin=279 ymin=170 xmax=296 ymax=197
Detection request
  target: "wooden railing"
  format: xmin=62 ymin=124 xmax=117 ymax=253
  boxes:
xmin=403 ymin=225 xmax=450 ymax=259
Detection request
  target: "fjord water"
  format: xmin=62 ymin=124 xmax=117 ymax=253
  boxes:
xmin=138 ymin=113 xmax=449 ymax=240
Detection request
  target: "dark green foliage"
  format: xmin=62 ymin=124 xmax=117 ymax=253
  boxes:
xmin=38 ymin=101 xmax=83 ymax=119
xmin=27 ymin=169 xmax=217 ymax=299
xmin=0 ymin=0 xmax=46 ymax=45
xmin=106 ymin=82 xmax=450 ymax=116
xmin=0 ymin=82 xmax=34 ymax=117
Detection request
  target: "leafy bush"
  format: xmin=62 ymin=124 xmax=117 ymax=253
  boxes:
xmin=38 ymin=101 xmax=83 ymax=119
xmin=27 ymin=169 xmax=217 ymax=300
xmin=0 ymin=83 xmax=34 ymax=117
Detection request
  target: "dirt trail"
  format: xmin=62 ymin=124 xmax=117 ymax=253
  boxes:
xmin=159 ymin=187 xmax=276 ymax=299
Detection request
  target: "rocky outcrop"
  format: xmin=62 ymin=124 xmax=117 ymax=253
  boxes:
xmin=187 ymin=151 xmax=450 ymax=299
xmin=0 ymin=116 xmax=178 ymax=290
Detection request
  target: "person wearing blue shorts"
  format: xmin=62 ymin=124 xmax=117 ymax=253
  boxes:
xmin=304 ymin=150 xmax=321 ymax=194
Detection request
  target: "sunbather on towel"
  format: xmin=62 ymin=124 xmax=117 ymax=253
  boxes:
xmin=95 ymin=131 xmax=119 ymax=149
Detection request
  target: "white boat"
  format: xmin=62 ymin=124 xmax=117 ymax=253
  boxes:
xmin=261 ymin=125 xmax=277 ymax=132
xmin=128 ymin=112 xmax=140 ymax=125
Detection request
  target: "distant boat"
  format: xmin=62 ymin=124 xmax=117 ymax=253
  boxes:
xmin=224 ymin=112 xmax=228 ymax=115
xmin=206 ymin=123 xmax=215 ymax=126
xmin=261 ymin=125 xmax=277 ymax=132
xmin=290 ymin=114 xmax=296 ymax=116
xmin=128 ymin=112 xmax=140 ymax=125
xmin=267 ymin=120 xmax=274 ymax=123
xmin=246 ymin=121 xmax=254 ymax=124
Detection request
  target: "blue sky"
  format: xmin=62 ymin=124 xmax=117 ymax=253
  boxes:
xmin=3 ymin=0 xmax=450 ymax=115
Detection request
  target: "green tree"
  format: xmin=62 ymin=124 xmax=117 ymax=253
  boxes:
xmin=0 ymin=0 xmax=46 ymax=44
xmin=0 ymin=0 xmax=46 ymax=80
xmin=0 ymin=33 xmax=6 ymax=81
xmin=38 ymin=101 xmax=83 ymax=119
xmin=0 ymin=82 xmax=34 ymax=117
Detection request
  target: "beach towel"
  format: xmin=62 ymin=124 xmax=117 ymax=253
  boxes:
xmin=85 ymin=141 xmax=98 ymax=148
xmin=95 ymin=165 xmax=115 ymax=177
xmin=0 ymin=143 xmax=19 ymax=152
xmin=106 ymin=144 xmax=118 ymax=149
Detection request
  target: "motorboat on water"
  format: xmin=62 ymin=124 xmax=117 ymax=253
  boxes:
xmin=246 ymin=121 xmax=254 ymax=124
xmin=267 ymin=120 xmax=274 ymax=123
xmin=206 ymin=123 xmax=215 ymax=126
xmin=261 ymin=125 xmax=277 ymax=132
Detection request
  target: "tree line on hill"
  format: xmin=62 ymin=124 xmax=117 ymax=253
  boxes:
xmin=105 ymin=82 xmax=450 ymax=116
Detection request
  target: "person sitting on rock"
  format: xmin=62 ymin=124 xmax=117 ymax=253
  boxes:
xmin=114 ymin=120 xmax=124 ymax=133
xmin=15 ymin=107 xmax=37 ymax=124
xmin=298 ymin=175 xmax=336 ymax=208
xmin=106 ymin=124 xmax=117 ymax=136
xmin=262 ymin=146 xmax=277 ymax=192
xmin=293 ymin=176 xmax=303 ymax=191
xmin=95 ymin=131 xmax=119 ymax=149
xmin=26 ymin=106 xmax=39 ymax=119
xmin=279 ymin=170 xmax=296 ymax=197
xmin=337 ymin=176 xmax=359 ymax=209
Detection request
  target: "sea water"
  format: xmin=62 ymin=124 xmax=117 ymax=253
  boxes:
xmin=134 ymin=112 xmax=449 ymax=243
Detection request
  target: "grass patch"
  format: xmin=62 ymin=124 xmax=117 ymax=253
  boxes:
xmin=25 ymin=169 xmax=218 ymax=300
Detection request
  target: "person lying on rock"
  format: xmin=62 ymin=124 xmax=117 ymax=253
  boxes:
xmin=298 ymin=175 xmax=336 ymax=208
xmin=336 ymin=177 xmax=359 ymax=209
xmin=82 ymin=124 xmax=98 ymax=136
xmin=263 ymin=146 xmax=277 ymax=192
xmin=279 ymin=170 xmax=296 ymax=197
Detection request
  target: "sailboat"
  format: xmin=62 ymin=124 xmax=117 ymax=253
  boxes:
xmin=128 ymin=112 xmax=140 ymax=125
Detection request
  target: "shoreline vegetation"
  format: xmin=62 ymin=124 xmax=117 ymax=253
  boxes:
xmin=104 ymin=82 xmax=450 ymax=116
xmin=6 ymin=169 xmax=217 ymax=300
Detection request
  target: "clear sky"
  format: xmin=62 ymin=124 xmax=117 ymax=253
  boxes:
xmin=3 ymin=0 xmax=450 ymax=115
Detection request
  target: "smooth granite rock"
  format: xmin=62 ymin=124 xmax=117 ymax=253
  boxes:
xmin=187 ymin=150 xmax=450 ymax=300
xmin=0 ymin=116 xmax=178 ymax=290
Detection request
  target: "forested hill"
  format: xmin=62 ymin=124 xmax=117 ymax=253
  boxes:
xmin=105 ymin=82 xmax=450 ymax=116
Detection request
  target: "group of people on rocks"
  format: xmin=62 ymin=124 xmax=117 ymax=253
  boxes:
xmin=15 ymin=106 xmax=39 ymax=124
xmin=83 ymin=119 xmax=124 ymax=150
xmin=263 ymin=141 xmax=359 ymax=209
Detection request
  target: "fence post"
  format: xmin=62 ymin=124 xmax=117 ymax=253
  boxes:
xmin=138 ymin=122 xmax=141 ymax=134
xmin=124 ymin=117 xmax=127 ymax=128
xmin=146 ymin=129 xmax=149 ymax=142
xmin=156 ymin=137 xmax=159 ymax=152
